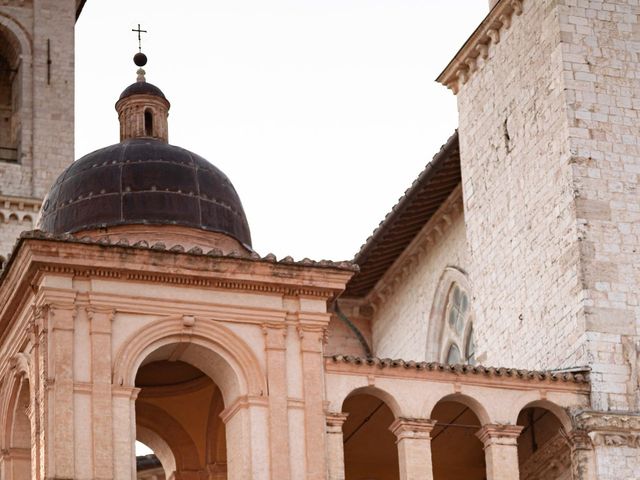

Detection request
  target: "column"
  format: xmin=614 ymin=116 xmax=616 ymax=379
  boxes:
xmin=263 ymin=323 xmax=291 ymax=480
xmin=325 ymin=412 xmax=349 ymax=480
xmin=389 ymin=417 xmax=437 ymax=480
xmin=475 ymin=424 xmax=523 ymax=480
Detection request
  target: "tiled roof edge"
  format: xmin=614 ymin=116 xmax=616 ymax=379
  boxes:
xmin=0 ymin=230 xmax=358 ymax=282
xmin=327 ymin=354 xmax=590 ymax=384
xmin=352 ymin=130 xmax=459 ymax=264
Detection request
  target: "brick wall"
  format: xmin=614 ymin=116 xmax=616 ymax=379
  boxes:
xmin=371 ymin=196 xmax=469 ymax=361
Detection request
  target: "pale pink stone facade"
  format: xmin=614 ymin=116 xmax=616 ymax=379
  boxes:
xmin=0 ymin=0 xmax=640 ymax=479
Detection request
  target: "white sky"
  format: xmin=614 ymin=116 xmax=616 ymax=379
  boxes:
xmin=75 ymin=1 xmax=488 ymax=262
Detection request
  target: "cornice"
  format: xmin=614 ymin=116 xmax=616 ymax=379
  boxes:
xmin=436 ymin=0 xmax=524 ymax=94
xmin=368 ymin=186 xmax=464 ymax=309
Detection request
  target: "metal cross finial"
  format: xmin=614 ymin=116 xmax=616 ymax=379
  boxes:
xmin=132 ymin=24 xmax=147 ymax=52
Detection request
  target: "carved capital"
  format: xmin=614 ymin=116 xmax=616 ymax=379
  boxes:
xmin=389 ymin=418 xmax=438 ymax=441
xmin=326 ymin=412 xmax=349 ymax=433
xmin=475 ymin=424 xmax=523 ymax=447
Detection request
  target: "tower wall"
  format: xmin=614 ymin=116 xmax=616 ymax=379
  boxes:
xmin=451 ymin=0 xmax=640 ymax=414
xmin=0 ymin=0 xmax=76 ymax=260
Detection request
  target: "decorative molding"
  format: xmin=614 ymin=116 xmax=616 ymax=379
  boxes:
xmin=589 ymin=432 xmax=640 ymax=448
xmin=572 ymin=411 xmax=640 ymax=449
xmin=574 ymin=410 xmax=640 ymax=432
xmin=436 ymin=0 xmax=524 ymax=94
xmin=475 ymin=424 xmax=523 ymax=446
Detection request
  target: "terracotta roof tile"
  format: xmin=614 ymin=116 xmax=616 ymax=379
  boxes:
xmin=328 ymin=355 xmax=590 ymax=384
xmin=344 ymin=131 xmax=461 ymax=298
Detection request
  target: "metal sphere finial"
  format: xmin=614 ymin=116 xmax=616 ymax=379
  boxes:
xmin=134 ymin=52 xmax=148 ymax=67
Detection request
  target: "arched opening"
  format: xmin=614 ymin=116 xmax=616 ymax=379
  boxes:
xmin=135 ymin=358 xmax=227 ymax=479
xmin=135 ymin=438 xmax=169 ymax=480
xmin=517 ymin=405 xmax=570 ymax=479
xmin=342 ymin=392 xmax=399 ymax=479
xmin=144 ymin=109 xmax=153 ymax=137
xmin=0 ymin=29 xmax=20 ymax=162
xmin=430 ymin=398 xmax=485 ymax=479
xmin=6 ymin=378 xmax=32 ymax=480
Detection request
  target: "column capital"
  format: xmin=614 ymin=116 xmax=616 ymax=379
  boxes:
xmin=326 ymin=412 xmax=349 ymax=431
xmin=476 ymin=424 xmax=524 ymax=447
xmin=389 ymin=417 xmax=438 ymax=441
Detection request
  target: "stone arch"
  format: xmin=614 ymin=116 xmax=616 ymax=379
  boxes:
xmin=430 ymin=391 xmax=487 ymax=480
xmin=1 ymin=353 xmax=32 ymax=450
xmin=516 ymin=400 xmax=573 ymax=479
xmin=0 ymin=14 xmax=32 ymax=165
xmin=427 ymin=392 xmax=491 ymax=425
xmin=342 ymin=385 xmax=402 ymax=419
xmin=426 ymin=266 xmax=473 ymax=362
xmin=515 ymin=399 xmax=572 ymax=434
xmin=21 ymin=214 xmax=32 ymax=225
xmin=112 ymin=316 xmax=266 ymax=406
xmin=136 ymin=426 xmax=177 ymax=479
xmin=342 ymin=386 xmax=401 ymax=480
xmin=136 ymin=401 xmax=200 ymax=475
xmin=0 ymin=15 xmax=32 ymax=59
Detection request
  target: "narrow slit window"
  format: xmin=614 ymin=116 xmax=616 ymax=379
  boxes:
xmin=144 ymin=109 xmax=153 ymax=136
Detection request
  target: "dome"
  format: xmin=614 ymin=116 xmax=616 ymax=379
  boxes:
xmin=119 ymin=81 xmax=167 ymax=101
xmin=37 ymin=138 xmax=252 ymax=247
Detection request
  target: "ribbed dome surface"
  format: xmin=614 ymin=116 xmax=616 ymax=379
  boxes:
xmin=38 ymin=138 xmax=252 ymax=247
xmin=119 ymin=81 xmax=167 ymax=101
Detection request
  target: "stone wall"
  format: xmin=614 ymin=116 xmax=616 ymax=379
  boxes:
xmin=456 ymin=0 xmax=585 ymax=373
xmin=370 ymin=190 xmax=469 ymax=361
xmin=558 ymin=0 xmax=640 ymax=413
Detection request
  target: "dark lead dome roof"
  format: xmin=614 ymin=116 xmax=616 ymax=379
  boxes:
xmin=119 ymin=81 xmax=167 ymax=101
xmin=38 ymin=138 xmax=252 ymax=247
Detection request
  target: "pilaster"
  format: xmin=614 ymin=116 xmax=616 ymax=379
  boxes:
xmin=298 ymin=323 xmax=329 ymax=480
xmin=263 ymin=323 xmax=291 ymax=480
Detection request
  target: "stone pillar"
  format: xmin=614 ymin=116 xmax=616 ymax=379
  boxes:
xmin=475 ymin=424 xmax=523 ymax=480
xmin=389 ymin=418 xmax=437 ymax=480
xmin=325 ymin=412 xmax=349 ymax=480
xmin=263 ymin=323 xmax=291 ymax=480
xmin=221 ymin=396 xmax=271 ymax=480
xmin=112 ymin=386 xmax=140 ymax=480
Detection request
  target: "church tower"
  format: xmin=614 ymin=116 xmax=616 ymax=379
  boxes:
xmin=439 ymin=0 xmax=640 ymax=475
xmin=0 ymin=0 xmax=83 ymax=265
